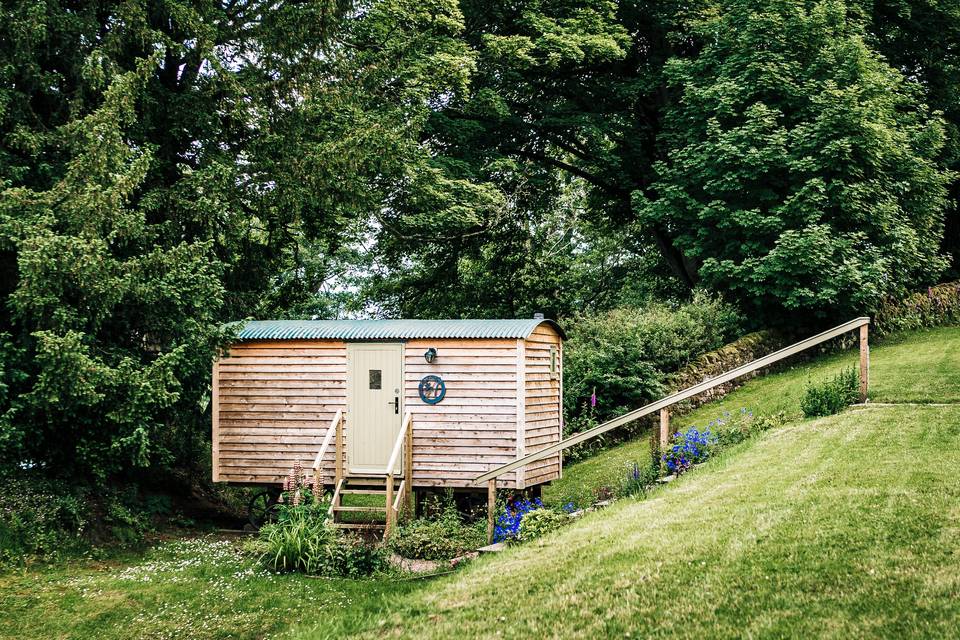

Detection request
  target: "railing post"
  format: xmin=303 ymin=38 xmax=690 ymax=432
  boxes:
xmin=859 ymin=323 xmax=869 ymax=403
xmin=385 ymin=473 xmax=394 ymax=537
xmin=487 ymin=479 xmax=496 ymax=544
xmin=335 ymin=414 xmax=343 ymax=485
xmin=659 ymin=407 xmax=670 ymax=451
xmin=404 ymin=415 xmax=414 ymax=515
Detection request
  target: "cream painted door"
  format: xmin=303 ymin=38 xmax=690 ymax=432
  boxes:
xmin=347 ymin=343 xmax=403 ymax=474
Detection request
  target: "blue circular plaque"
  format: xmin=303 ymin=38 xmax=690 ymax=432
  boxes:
xmin=418 ymin=375 xmax=446 ymax=404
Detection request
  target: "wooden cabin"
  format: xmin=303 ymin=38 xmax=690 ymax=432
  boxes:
xmin=212 ymin=318 xmax=564 ymax=530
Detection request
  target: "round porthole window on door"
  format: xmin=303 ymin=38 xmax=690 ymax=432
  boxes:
xmin=418 ymin=374 xmax=446 ymax=404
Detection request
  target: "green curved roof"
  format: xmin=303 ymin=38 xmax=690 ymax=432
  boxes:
xmin=232 ymin=318 xmax=566 ymax=341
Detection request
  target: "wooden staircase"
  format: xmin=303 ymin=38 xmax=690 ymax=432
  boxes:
xmin=313 ymin=410 xmax=414 ymax=537
xmin=327 ymin=475 xmax=403 ymax=532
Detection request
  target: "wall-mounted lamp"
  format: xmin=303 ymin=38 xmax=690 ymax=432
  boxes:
xmin=424 ymin=347 xmax=438 ymax=364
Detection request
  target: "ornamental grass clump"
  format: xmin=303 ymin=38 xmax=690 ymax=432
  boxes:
xmin=257 ymin=510 xmax=387 ymax=577
xmin=255 ymin=467 xmax=386 ymax=577
xmin=619 ymin=461 xmax=659 ymax=498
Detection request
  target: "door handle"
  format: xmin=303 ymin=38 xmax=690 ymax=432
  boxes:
xmin=388 ymin=396 xmax=399 ymax=414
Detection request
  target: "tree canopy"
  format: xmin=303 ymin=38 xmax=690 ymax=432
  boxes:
xmin=0 ymin=0 xmax=956 ymax=481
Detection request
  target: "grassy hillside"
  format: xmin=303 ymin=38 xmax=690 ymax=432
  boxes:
xmin=290 ymin=326 xmax=960 ymax=639
xmin=543 ymin=325 xmax=960 ymax=507
xmin=311 ymin=406 xmax=960 ymax=639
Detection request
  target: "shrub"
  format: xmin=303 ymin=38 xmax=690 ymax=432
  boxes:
xmin=494 ymin=497 xmax=544 ymax=542
xmin=323 ymin=534 xmax=389 ymax=578
xmin=0 ymin=475 xmax=88 ymax=563
xmin=389 ymin=500 xmax=485 ymax=560
xmin=662 ymin=426 xmax=717 ymax=475
xmin=800 ymin=367 xmax=859 ymax=418
xmin=562 ymin=293 xmax=743 ymax=458
xmin=517 ymin=508 xmax=569 ymax=542
xmin=0 ymin=474 xmax=157 ymax=564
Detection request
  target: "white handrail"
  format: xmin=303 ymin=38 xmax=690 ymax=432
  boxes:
xmin=385 ymin=411 xmax=412 ymax=476
xmin=474 ymin=316 xmax=871 ymax=484
xmin=312 ymin=409 xmax=342 ymax=472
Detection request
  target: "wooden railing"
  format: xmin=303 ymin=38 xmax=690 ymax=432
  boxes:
xmin=474 ymin=317 xmax=871 ymax=541
xmin=311 ymin=409 xmax=342 ymax=486
xmin=385 ymin=411 xmax=413 ymax=536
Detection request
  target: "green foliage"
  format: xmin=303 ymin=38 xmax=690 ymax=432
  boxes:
xmin=388 ymin=499 xmax=485 ymax=560
xmin=0 ymin=0 xmax=473 ymax=482
xmin=257 ymin=507 xmax=387 ymax=577
xmin=516 ymin=508 xmax=570 ymax=543
xmin=713 ymin=411 xmax=788 ymax=447
xmin=563 ymin=293 xmax=742 ymax=434
xmin=0 ymin=476 xmax=87 ymax=564
xmin=638 ymin=0 xmax=952 ymax=323
xmin=801 ymin=367 xmax=860 ymax=418
xmin=0 ymin=474 xmax=156 ymax=565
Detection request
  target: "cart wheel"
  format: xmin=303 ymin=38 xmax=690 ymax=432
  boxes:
xmin=247 ymin=489 xmax=280 ymax=529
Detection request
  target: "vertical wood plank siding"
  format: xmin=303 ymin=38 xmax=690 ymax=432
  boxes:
xmin=215 ymin=340 xmax=348 ymax=484
xmin=523 ymin=326 xmax=562 ymax=485
xmin=404 ymin=339 xmax=520 ymax=488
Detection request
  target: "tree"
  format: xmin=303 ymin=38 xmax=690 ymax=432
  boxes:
xmin=0 ymin=0 xmax=472 ymax=480
xmin=352 ymin=0 xmax=704 ymax=316
xmin=858 ymin=0 xmax=960 ymax=277
xmin=636 ymin=0 xmax=951 ymax=322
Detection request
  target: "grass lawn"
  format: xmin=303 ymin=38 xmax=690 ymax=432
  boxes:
xmin=297 ymin=403 xmax=960 ymax=639
xmin=0 ymin=537 xmax=418 ymax=640
xmin=543 ymin=325 xmax=960 ymax=507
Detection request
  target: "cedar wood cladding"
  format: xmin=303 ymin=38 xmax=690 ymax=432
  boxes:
xmin=213 ymin=322 xmax=564 ymax=489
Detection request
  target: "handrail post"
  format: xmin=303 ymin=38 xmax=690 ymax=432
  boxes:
xmin=385 ymin=473 xmax=394 ymax=537
xmin=335 ymin=412 xmax=343 ymax=510
xmin=335 ymin=413 xmax=343 ymax=485
xmin=486 ymin=479 xmax=496 ymax=544
xmin=859 ymin=323 xmax=869 ymax=403
xmin=404 ymin=414 xmax=414 ymax=515
xmin=659 ymin=408 xmax=670 ymax=451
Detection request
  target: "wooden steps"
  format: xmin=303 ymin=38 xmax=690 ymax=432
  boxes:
xmin=333 ymin=505 xmax=387 ymax=513
xmin=334 ymin=522 xmax=386 ymax=530
xmin=329 ymin=475 xmax=404 ymax=531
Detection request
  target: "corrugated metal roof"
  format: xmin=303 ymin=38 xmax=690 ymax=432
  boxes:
xmin=232 ymin=318 xmax=566 ymax=341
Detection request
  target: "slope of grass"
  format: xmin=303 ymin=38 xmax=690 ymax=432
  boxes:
xmin=0 ymin=537 xmax=416 ymax=640
xmin=300 ymin=403 xmax=960 ymax=639
xmin=544 ymin=325 xmax=960 ymax=507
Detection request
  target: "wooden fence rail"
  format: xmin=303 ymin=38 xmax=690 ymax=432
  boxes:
xmin=476 ymin=316 xmax=871 ymax=541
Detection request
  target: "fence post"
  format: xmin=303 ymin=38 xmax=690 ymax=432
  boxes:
xmin=859 ymin=323 xmax=870 ymax=403
xmin=487 ymin=479 xmax=496 ymax=544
